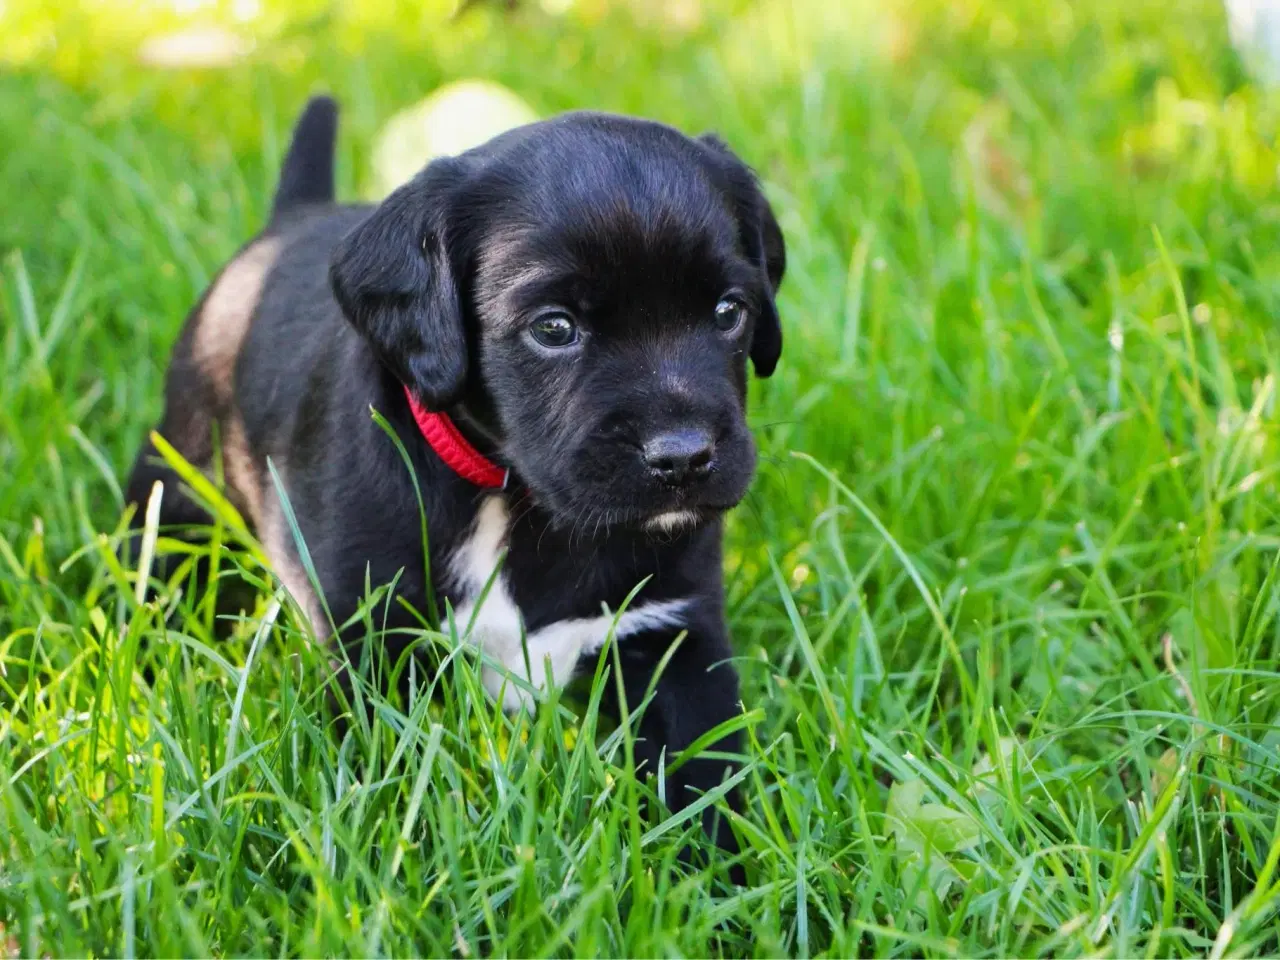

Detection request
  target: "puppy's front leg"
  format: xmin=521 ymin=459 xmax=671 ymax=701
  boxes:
xmin=619 ymin=622 xmax=746 ymax=883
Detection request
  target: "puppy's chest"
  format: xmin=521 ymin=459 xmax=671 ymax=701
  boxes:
xmin=445 ymin=496 xmax=687 ymax=711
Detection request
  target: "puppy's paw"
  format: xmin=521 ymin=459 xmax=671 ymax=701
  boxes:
xmin=482 ymin=665 xmax=538 ymax=714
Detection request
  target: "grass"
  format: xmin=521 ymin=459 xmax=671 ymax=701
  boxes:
xmin=3 ymin=0 xmax=1280 ymax=954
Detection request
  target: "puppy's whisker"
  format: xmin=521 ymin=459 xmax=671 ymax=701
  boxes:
xmin=534 ymin=516 xmax=554 ymax=554
xmin=508 ymin=496 xmax=539 ymax=535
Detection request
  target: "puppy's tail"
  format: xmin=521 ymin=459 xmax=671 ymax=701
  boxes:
xmin=272 ymin=95 xmax=338 ymax=220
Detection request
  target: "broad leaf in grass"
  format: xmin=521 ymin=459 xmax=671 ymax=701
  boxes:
xmin=887 ymin=777 xmax=983 ymax=912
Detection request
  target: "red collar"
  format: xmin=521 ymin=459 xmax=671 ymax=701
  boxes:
xmin=403 ymin=387 xmax=509 ymax=489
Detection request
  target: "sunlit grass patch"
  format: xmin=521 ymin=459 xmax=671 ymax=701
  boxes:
xmin=3 ymin=0 xmax=1280 ymax=955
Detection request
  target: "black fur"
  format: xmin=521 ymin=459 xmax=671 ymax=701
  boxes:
xmin=127 ymin=97 xmax=786 ymax=882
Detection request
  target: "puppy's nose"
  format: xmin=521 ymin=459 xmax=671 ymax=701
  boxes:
xmin=643 ymin=429 xmax=715 ymax=486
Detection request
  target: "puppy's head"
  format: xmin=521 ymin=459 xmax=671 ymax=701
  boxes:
xmin=332 ymin=112 xmax=785 ymax=533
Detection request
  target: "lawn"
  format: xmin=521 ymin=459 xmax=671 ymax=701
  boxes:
xmin=3 ymin=0 xmax=1280 ymax=955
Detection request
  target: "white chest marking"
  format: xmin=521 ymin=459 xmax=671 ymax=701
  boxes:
xmin=448 ymin=496 xmax=689 ymax=712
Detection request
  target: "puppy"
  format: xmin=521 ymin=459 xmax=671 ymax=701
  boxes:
xmin=125 ymin=96 xmax=785 ymax=870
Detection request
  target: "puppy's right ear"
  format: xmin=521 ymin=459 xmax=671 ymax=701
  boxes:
xmin=330 ymin=161 xmax=468 ymax=409
xmin=697 ymin=133 xmax=786 ymax=378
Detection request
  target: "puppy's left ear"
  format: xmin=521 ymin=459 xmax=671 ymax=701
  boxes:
xmin=699 ymin=133 xmax=786 ymax=377
xmin=330 ymin=159 xmax=469 ymax=408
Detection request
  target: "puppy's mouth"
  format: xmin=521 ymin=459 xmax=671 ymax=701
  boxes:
xmin=644 ymin=508 xmax=706 ymax=534
xmin=638 ymin=485 xmax=744 ymax=532
xmin=533 ymin=493 xmax=730 ymax=539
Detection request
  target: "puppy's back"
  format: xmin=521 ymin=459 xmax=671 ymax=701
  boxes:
xmin=147 ymin=97 xmax=367 ymax=530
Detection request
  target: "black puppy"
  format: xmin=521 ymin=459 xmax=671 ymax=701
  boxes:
xmin=125 ymin=96 xmax=785 ymax=869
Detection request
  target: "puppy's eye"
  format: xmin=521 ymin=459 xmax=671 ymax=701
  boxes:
xmin=714 ymin=297 xmax=749 ymax=334
xmin=529 ymin=312 xmax=579 ymax=349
